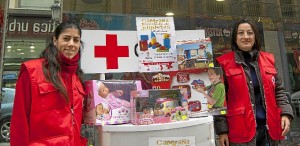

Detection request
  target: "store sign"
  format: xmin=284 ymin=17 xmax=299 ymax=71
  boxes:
xmin=7 ymin=17 xmax=57 ymax=37
xmin=149 ymin=136 xmax=195 ymax=146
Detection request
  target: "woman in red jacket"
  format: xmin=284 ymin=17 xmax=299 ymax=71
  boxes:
xmin=10 ymin=21 xmax=87 ymax=146
xmin=216 ymin=18 xmax=294 ymax=146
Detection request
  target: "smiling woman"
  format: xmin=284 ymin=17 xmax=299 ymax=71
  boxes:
xmin=53 ymin=28 xmax=81 ymax=59
xmin=10 ymin=21 xmax=88 ymax=146
xmin=215 ymin=18 xmax=294 ymax=146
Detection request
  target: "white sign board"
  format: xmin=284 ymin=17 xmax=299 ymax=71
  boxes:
xmin=81 ymin=30 xmax=205 ymax=73
xmin=149 ymin=136 xmax=196 ymax=146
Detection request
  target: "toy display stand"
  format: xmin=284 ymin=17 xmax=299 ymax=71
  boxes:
xmin=95 ymin=116 xmax=215 ymax=146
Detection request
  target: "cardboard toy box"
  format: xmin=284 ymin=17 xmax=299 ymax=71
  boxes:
xmin=150 ymin=67 xmax=227 ymax=117
xmin=131 ymin=89 xmax=187 ymax=125
xmin=130 ymin=90 xmax=153 ymax=125
xmin=84 ymin=80 xmax=142 ymax=125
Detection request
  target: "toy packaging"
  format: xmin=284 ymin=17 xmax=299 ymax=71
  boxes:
xmin=174 ymin=67 xmax=227 ymax=117
xmin=177 ymin=38 xmax=213 ymax=70
xmin=149 ymin=67 xmax=227 ymax=117
xmin=149 ymin=89 xmax=186 ymax=123
xmin=130 ymin=90 xmax=153 ymax=125
xmin=131 ymin=89 xmax=188 ymax=125
xmin=84 ymin=80 xmax=142 ymax=125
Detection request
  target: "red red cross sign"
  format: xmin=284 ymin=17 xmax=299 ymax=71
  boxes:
xmin=94 ymin=34 xmax=129 ymax=69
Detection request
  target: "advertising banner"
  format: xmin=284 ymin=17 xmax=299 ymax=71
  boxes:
xmin=136 ymin=17 xmax=177 ymax=72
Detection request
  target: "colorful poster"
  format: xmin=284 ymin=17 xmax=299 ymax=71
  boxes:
xmin=177 ymin=38 xmax=213 ymax=70
xmin=136 ymin=17 xmax=178 ymax=72
xmin=149 ymin=67 xmax=227 ymax=116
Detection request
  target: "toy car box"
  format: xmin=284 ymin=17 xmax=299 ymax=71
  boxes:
xmin=131 ymin=89 xmax=187 ymax=125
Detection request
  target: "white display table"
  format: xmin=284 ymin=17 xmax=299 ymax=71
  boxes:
xmin=97 ymin=116 xmax=215 ymax=146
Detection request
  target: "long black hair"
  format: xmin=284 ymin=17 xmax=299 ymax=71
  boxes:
xmin=41 ymin=21 xmax=84 ymax=103
xmin=231 ymin=18 xmax=261 ymax=51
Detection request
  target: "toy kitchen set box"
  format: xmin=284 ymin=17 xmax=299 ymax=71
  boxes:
xmin=84 ymin=80 xmax=142 ymax=125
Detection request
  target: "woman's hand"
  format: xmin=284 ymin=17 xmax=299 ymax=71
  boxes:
xmin=219 ymin=133 xmax=229 ymax=146
xmin=281 ymin=115 xmax=291 ymax=136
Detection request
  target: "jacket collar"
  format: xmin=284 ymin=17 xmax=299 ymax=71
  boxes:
xmin=234 ymin=49 xmax=259 ymax=63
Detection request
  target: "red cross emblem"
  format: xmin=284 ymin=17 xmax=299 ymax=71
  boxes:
xmin=94 ymin=34 xmax=129 ymax=69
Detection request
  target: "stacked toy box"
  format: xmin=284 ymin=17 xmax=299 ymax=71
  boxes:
xmin=84 ymin=80 xmax=142 ymax=125
xmin=131 ymin=89 xmax=189 ymax=125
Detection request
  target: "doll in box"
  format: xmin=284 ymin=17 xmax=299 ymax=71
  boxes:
xmin=139 ymin=106 xmax=154 ymax=125
xmin=95 ymin=103 xmax=110 ymax=120
xmin=97 ymin=81 xmax=131 ymax=109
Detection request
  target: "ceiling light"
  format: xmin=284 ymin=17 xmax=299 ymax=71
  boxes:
xmin=166 ymin=12 xmax=174 ymax=16
xmin=216 ymin=0 xmax=224 ymax=1
xmin=6 ymin=45 xmax=11 ymax=49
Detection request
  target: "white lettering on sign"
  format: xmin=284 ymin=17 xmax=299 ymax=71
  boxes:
xmin=9 ymin=19 xmax=28 ymax=32
xmin=33 ymin=22 xmax=56 ymax=33
xmin=8 ymin=19 xmax=58 ymax=34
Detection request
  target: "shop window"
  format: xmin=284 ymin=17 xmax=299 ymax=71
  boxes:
xmin=246 ymin=1 xmax=261 ymax=16
xmin=151 ymin=0 xmax=172 ymax=10
xmin=3 ymin=40 xmax=46 ymax=72
xmin=18 ymin=0 xmax=54 ymax=9
xmin=81 ymin=0 xmax=103 ymax=4
xmin=206 ymin=0 xmax=225 ymax=14
xmin=177 ymin=0 xmax=188 ymax=11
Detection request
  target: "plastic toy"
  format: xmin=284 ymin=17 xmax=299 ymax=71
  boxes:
xmin=153 ymin=98 xmax=179 ymax=117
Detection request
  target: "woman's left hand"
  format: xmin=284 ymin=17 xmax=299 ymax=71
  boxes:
xmin=281 ymin=115 xmax=291 ymax=136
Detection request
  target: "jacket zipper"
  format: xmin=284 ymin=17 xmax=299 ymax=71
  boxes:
xmin=71 ymin=107 xmax=75 ymax=125
xmin=67 ymin=73 xmax=75 ymax=126
xmin=252 ymin=61 xmax=268 ymax=130
xmin=236 ymin=60 xmax=257 ymax=127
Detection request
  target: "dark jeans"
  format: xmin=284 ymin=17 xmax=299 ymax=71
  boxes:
xmin=256 ymin=120 xmax=270 ymax=146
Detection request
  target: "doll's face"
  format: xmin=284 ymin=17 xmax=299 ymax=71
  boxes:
xmin=97 ymin=104 xmax=109 ymax=114
xmin=143 ymin=108 xmax=150 ymax=114
xmin=207 ymin=69 xmax=220 ymax=84
xmin=98 ymin=83 xmax=109 ymax=98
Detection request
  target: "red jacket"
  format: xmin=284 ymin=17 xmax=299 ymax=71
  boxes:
xmin=10 ymin=59 xmax=87 ymax=146
xmin=216 ymin=51 xmax=283 ymax=143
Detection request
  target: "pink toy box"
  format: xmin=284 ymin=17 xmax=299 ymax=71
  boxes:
xmin=84 ymin=80 xmax=142 ymax=125
xmin=131 ymin=89 xmax=186 ymax=125
xmin=130 ymin=90 xmax=153 ymax=125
